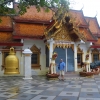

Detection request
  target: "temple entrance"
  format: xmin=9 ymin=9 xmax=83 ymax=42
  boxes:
xmin=54 ymin=47 xmax=74 ymax=72
xmin=67 ymin=48 xmax=74 ymax=71
xmin=54 ymin=48 xmax=66 ymax=71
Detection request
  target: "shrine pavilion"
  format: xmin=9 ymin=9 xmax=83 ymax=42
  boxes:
xmin=0 ymin=2 xmax=100 ymax=76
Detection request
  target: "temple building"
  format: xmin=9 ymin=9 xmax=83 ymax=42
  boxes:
xmin=0 ymin=2 xmax=100 ymax=76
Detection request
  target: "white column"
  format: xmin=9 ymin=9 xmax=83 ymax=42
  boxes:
xmin=23 ymin=49 xmax=32 ymax=79
xmin=74 ymin=43 xmax=77 ymax=71
xmin=48 ymin=38 xmax=54 ymax=65
xmin=66 ymin=48 xmax=67 ymax=72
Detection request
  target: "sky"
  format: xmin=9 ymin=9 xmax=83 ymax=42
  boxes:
xmin=69 ymin=0 xmax=100 ymax=26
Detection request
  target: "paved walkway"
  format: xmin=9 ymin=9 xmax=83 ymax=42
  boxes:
xmin=0 ymin=73 xmax=100 ymax=100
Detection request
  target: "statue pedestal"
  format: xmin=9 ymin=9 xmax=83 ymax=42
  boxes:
xmin=46 ymin=73 xmax=59 ymax=79
xmin=23 ymin=77 xmax=33 ymax=79
xmin=79 ymin=72 xmax=94 ymax=77
xmin=23 ymin=49 xmax=32 ymax=80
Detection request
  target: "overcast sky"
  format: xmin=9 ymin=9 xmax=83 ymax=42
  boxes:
xmin=69 ymin=0 xmax=100 ymax=26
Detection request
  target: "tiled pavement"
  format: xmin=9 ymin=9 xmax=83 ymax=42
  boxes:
xmin=0 ymin=73 xmax=100 ymax=100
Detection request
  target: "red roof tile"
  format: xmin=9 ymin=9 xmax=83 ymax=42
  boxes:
xmin=14 ymin=6 xmax=54 ymax=22
xmin=85 ymin=17 xmax=100 ymax=35
xmin=0 ymin=32 xmax=12 ymax=42
xmin=0 ymin=32 xmax=23 ymax=46
xmin=79 ymin=28 xmax=96 ymax=41
xmin=14 ymin=23 xmax=47 ymax=37
xmin=0 ymin=16 xmax=12 ymax=30
xmin=94 ymin=38 xmax=100 ymax=45
xmin=69 ymin=10 xmax=88 ymax=27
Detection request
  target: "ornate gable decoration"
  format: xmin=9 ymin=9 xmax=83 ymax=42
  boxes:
xmin=53 ymin=25 xmax=74 ymax=41
xmin=92 ymin=48 xmax=99 ymax=54
xmin=44 ymin=6 xmax=83 ymax=42
xmin=77 ymin=44 xmax=83 ymax=53
xmin=53 ymin=43 xmax=73 ymax=49
xmin=30 ymin=45 xmax=41 ymax=53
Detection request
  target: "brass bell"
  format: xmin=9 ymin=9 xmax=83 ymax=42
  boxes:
xmin=4 ymin=47 xmax=20 ymax=75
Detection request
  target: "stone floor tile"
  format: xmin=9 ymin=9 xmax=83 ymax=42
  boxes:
xmin=0 ymin=92 xmax=18 ymax=98
xmin=54 ymin=96 xmax=78 ymax=100
xmin=0 ymin=73 xmax=100 ymax=100
xmin=46 ymin=87 xmax=64 ymax=91
xmin=39 ymin=90 xmax=61 ymax=96
xmin=23 ymin=89 xmax=44 ymax=94
xmin=79 ymin=92 xmax=100 ymax=98
xmin=81 ymin=88 xmax=99 ymax=92
xmin=63 ymin=88 xmax=81 ymax=92
xmin=30 ymin=95 xmax=56 ymax=100
xmin=79 ymin=97 xmax=100 ymax=100
xmin=38 ymin=84 xmax=53 ymax=87
xmin=59 ymin=91 xmax=79 ymax=96
xmin=66 ymin=85 xmax=81 ymax=88
xmin=9 ymin=93 xmax=36 ymax=100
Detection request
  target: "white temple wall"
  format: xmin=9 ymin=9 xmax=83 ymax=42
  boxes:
xmin=23 ymin=39 xmax=47 ymax=75
xmin=0 ymin=40 xmax=47 ymax=76
xmin=77 ymin=42 xmax=92 ymax=71
xmin=0 ymin=40 xmax=94 ymax=76
xmin=16 ymin=51 xmax=24 ymax=76
xmin=0 ymin=51 xmax=3 ymax=76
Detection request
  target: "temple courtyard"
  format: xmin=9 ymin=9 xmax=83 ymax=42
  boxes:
xmin=0 ymin=72 xmax=100 ymax=100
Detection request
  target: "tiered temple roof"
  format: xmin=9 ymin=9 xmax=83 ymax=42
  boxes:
xmin=85 ymin=17 xmax=100 ymax=36
xmin=0 ymin=16 xmax=12 ymax=31
xmin=13 ymin=23 xmax=47 ymax=39
xmin=0 ymin=16 xmax=23 ymax=46
xmin=69 ymin=10 xmax=88 ymax=27
xmin=69 ymin=10 xmax=96 ymax=42
xmin=0 ymin=3 xmax=100 ymax=47
xmin=13 ymin=3 xmax=54 ymax=40
xmin=14 ymin=6 xmax=54 ymax=23
xmin=84 ymin=17 xmax=100 ymax=48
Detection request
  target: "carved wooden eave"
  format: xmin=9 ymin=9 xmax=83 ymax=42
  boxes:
xmin=44 ymin=6 xmax=68 ymax=39
xmin=52 ymin=25 xmax=75 ymax=41
xmin=65 ymin=18 xmax=87 ymax=42
xmin=30 ymin=44 xmax=41 ymax=53
xmin=45 ymin=16 xmax=80 ymax=41
xmin=92 ymin=48 xmax=99 ymax=54
xmin=44 ymin=7 xmax=86 ymax=42
xmin=53 ymin=43 xmax=73 ymax=49
xmin=77 ymin=44 xmax=83 ymax=53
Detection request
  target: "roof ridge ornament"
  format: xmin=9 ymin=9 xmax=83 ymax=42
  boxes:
xmin=81 ymin=4 xmax=84 ymax=10
xmin=87 ymin=19 xmax=90 ymax=26
xmin=95 ymin=11 xmax=98 ymax=17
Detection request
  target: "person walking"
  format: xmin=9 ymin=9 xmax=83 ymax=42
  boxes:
xmin=58 ymin=59 xmax=65 ymax=81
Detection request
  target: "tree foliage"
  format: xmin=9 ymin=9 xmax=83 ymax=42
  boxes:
xmin=0 ymin=0 xmax=70 ymax=16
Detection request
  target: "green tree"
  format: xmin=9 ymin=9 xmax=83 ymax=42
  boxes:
xmin=0 ymin=0 xmax=70 ymax=16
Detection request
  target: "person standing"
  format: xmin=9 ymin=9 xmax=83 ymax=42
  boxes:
xmin=58 ymin=59 xmax=65 ymax=81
